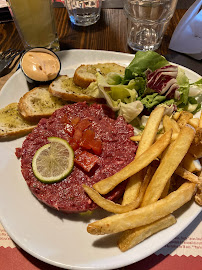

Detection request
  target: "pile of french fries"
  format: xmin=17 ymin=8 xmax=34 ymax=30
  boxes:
xmin=83 ymin=107 xmax=202 ymax=252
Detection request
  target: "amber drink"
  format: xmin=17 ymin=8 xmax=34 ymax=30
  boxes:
xmin=8 ymin=0 xmax=59 ymax=51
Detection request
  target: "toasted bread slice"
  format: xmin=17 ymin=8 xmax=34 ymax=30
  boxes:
xmin=18 ymin=85 xmax=68 ymax=122
xmin=73 ymin=63 xmax=125 ymax=88
xmin=49 ymin=75 xmax=104 ymax=103
xmin=0 ymin=103 xmax=36 ymax=138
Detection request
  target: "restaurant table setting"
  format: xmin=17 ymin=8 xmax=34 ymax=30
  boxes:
xmin=0 ymin=0 xmax=201 ymax=269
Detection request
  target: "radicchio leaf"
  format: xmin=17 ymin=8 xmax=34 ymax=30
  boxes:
xmin=146 ymin=65 xmax=180 ymax=99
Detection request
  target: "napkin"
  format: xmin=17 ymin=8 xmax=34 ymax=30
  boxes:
xmin=169 ymin=0 xmax=202 ymax=60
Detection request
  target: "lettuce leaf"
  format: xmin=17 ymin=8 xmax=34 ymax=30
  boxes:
xmin=91 ymin=52 xmax=201 ymax=124
xmin=124 ymin=51 xmax=169 ymax=81
xmin=132 ymin=77 xmax=146 ymax=96
xmin=189 ymin=78 xmax=202 ymax=97
xmin=106 ymin=72 xmax=123 ymax=85
xmin=176 ymin=68 xmax=190 ymax=105
xmin=140 ymin=93 xmax=166 ymax=109
xmin=85 ymin=81 xmax=104 ymax=98
xmin=109 ymin=85 xmax=137 ymax=103
xmin=190 ymin=78 xmax=202 ymax=87
xmin=178 ymin=96 xmax=201 ymax=114
xmin=96 ymin=73 xmax=143 ymax=122
xmin=161 ymin=99 xmax=175 ymax=106
xmin=118 ymin=101 xmax=144 ymax=123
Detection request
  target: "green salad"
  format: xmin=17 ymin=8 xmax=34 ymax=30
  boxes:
xmin=94 ymin=51 xmax=202 ymax=125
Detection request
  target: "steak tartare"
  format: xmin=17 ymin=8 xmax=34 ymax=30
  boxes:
xmin=17 ymin=102 xmax=137 ymax=213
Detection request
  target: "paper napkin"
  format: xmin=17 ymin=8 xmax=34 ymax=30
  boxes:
xmin=169 ymin=0 xmax=202 ymax=60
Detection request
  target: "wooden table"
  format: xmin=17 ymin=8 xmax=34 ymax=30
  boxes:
xmin=0 ymin=4 xmax=201 ymax=81
xmin=0 ymin=8 xmax=191 ymax=55
xmin=0 ymin=2 xmax=201 ymax=270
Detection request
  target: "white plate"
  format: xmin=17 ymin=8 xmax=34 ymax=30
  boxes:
xmin=0 ymin=49 xmax=201 ymax=270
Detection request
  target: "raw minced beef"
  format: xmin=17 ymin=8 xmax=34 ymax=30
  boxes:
xmin=18 ymin=102 xmax=137 ymax=213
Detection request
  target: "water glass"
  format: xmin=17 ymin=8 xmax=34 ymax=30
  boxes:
xmin=65 ymin=0 xmax=102 ymax=26
xmin=124 ymin=0 xmax=178 ymax=51
xmin=7 ymin=0 xmax=60 ymax=51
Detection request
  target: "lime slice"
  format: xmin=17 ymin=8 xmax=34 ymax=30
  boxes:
xmin=32 ymin=137 xmax=74 ymax=183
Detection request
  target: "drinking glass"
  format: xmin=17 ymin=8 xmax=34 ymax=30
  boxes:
xmin=7 ymin=0 xmax=60 ymax=51
xmin=124 ymin=0 xmax=178 ymax=51
xmin=64 ymin=0 xmax=102 ymax=26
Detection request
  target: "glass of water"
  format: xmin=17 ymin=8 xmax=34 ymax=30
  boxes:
xmin=65 ymin=0 xmax=102 ymax=26
xmin=124 ymin=0 xmax=178 ymax=51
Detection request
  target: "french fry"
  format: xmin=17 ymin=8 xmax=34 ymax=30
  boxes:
xmin=199 ymin=112 xmax=202 ymax=128
xmin=171 ymin=119 xmax=180 ymax=133
xmin=188 ymin=118 xmax=199 ymax=129
xmin=195 ymin=162 xmax=202 ymax=206
xmin=195 ymin=169 xmax=202 ymax=205
xmin=119 ymin=167 xmax=171 ymax=251
xmin=130 ymin=135 xmax=142 ymax=141
xmin=160 ymin=137 xmax=176 ymax=161
xmin=122 ymin=162 xmax=158 ymax=206
xmin=131 ymin=133 xmax=179 ymax=142
xmin=141 ymin=125 xmax=195 ymax=207
xmin=136 ymin=107 xmax=165 ymax=157
xmin=160 ymin=178 xmax=171 ymax=199
xmin=172 ymin=111 xmax=181 ymax=121
xmin=177 ymin=111 xmax=193 ymax=129
xmin=86 ymin=111 xmax=201 ymax=250
xmin=118 ymin=214 xmax=176 ymax=252
xmin=93 ymin=130 xmax=172 ymax=195
xmin=195 ymin=183 xmax=202 ymax=206
xmin=118 ymin=170 xmax=186 ymax=250
xmin=133 ymin=164 xmax=157 ymax=207
xmin=182 ymin=153 xmax=202 ymax=173
xmin=175 ymin=166 xmax=200 ymax=184
xmin=121 ymin=169 xmax=145 ymax=205
xmin=188 ymin=127 xmax=202 ymax=159
xmin=83 ymin=184 xmax=140 ymax=213
xmin=87 ymin=182 xmax=196 ymax=235
xmin=83 ymin=164 xmax=156 ymax=214
xmin=163 ymin=115 xmax=180 ymax=133
xmin=122 ymin=106 xmax=165 ymax=205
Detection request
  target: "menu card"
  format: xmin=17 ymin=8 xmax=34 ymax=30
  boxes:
xmin=156 ymin=212 xmax=201 ymax=257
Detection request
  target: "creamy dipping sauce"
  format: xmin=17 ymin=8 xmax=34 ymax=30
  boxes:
xmin=22 ymin=51 xmax=60 ymax=81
